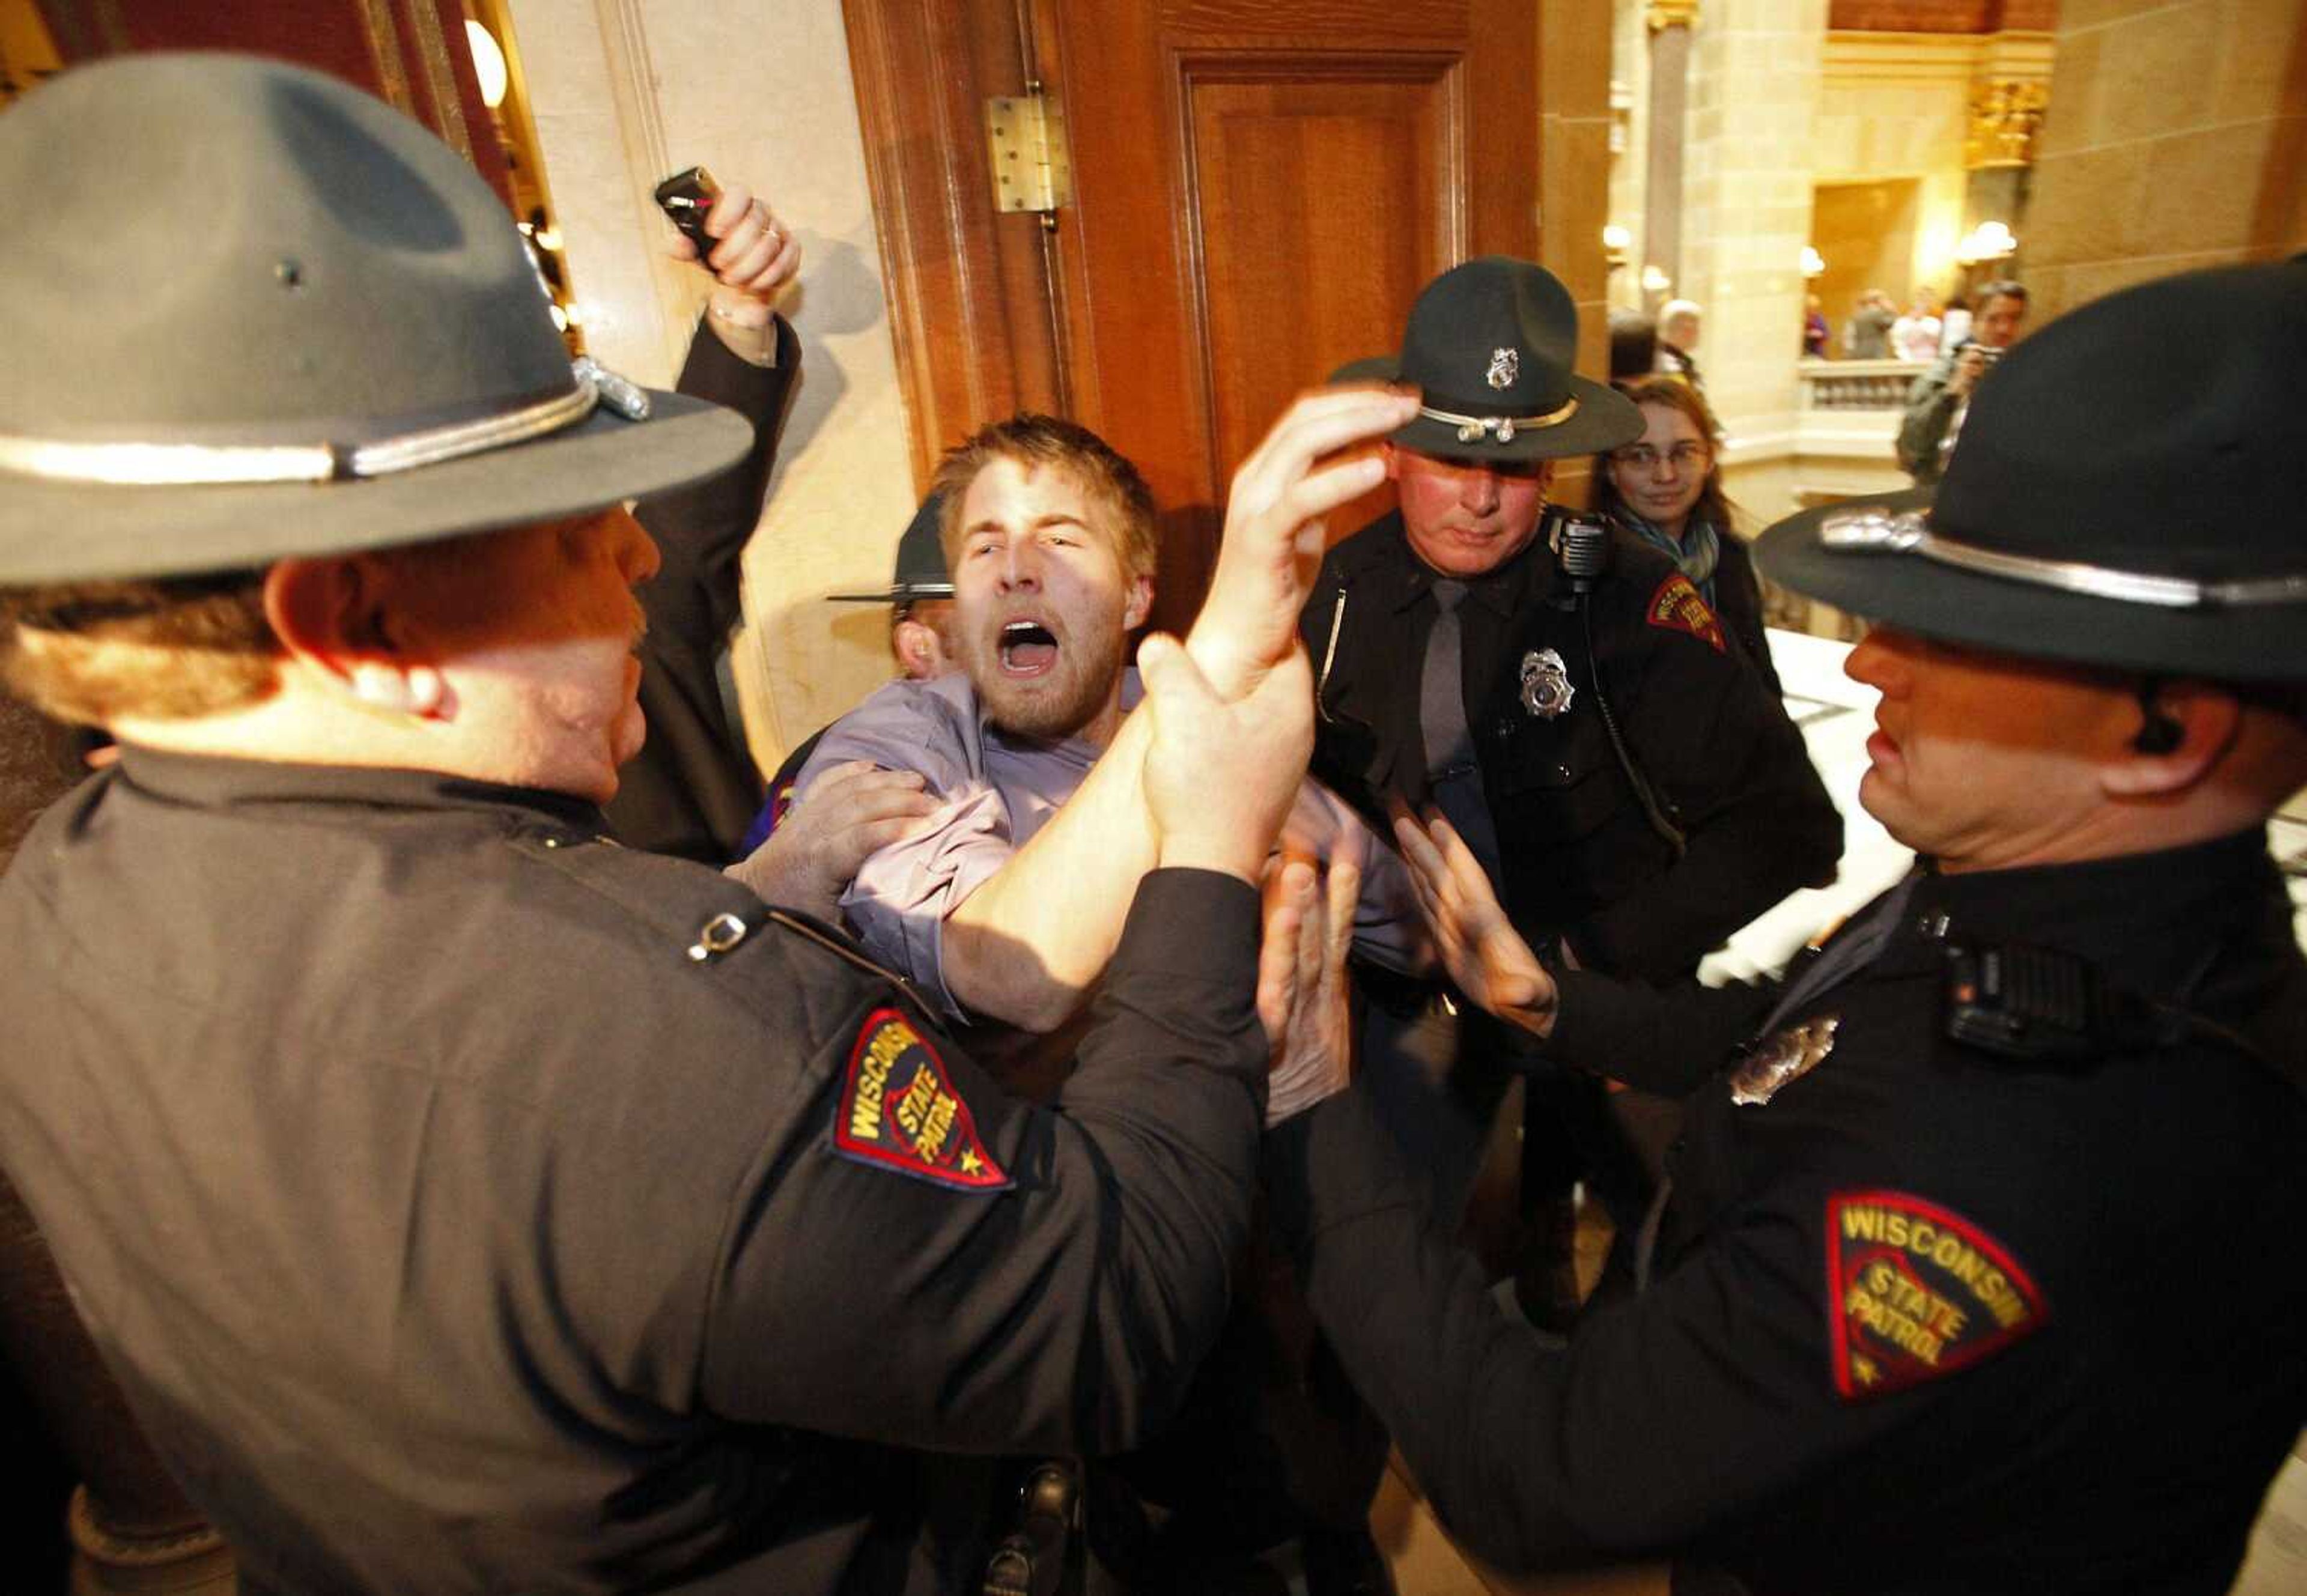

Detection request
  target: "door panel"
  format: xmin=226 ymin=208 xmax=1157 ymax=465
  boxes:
xmin=1036 ymin=0 xmax=1538 ymax=634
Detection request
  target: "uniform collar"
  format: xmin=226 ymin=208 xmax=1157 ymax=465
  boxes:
xmin=1364 ymin=511 xmax=1551 ymax=617
xmin=111 ymin=745 xmax=607 ymax=834
xmin=1879 ymin=829 xmax=2281 ymax=995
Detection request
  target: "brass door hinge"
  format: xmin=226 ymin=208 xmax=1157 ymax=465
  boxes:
xmin=985 ymin=84 xmax=1071 ymax=230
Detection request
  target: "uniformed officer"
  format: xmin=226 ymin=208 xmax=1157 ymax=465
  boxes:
xmin=1269 ymin=257 xmax=2307 ymax=1592
xmin=1306 ymin=257 xmax=1843 ymax=1275
xmin=0 ymin=55 xmax=1411 ymax=1594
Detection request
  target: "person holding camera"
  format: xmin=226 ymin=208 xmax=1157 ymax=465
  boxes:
xmin=1271 ymin=255 xmax=2307 ymax=1595
xmin=1306 ymin=258 xmax=1842 ymax=1275
xmin=1897 ymin=279 xmax=2029 ymax=487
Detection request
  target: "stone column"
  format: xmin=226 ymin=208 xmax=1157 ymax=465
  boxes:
xmin=2026 ymin=0 xmax=2306 ymax=320
xmin=1677 ymin=0 xmax=1829 ymax=482
xmin=1641 ymin=0 xmax=1696 ymax=308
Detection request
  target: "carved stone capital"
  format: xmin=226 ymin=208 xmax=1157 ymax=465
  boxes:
xmin=1647 ymin=0 xmax=1698 ymax=34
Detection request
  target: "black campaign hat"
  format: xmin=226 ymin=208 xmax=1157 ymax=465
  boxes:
xmin=1757 ymin=257 xmax=2307 ymax=682
xmin=1339 ymin=256 xmax=1642 ymax=463
xmin=0 ymin=54 xmax=749 ymax=584
xmin=830 ymin=491 xmax=953 ymax=604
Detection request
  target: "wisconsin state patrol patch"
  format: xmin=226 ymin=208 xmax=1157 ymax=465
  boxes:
xmin=1646 ymin=573 xmax=1727 ymax=653
xmin=833 ymin=1007 xmax=1012 ymax=1191
xmin=1826 ymin=1191 xmax=2046 ymax=1400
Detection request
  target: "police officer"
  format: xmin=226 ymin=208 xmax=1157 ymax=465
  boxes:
xmin=0 ymin=56 xmax=1408 ymax=1594
xmin=1270 ymin=257 xmax=2307 ymax=1592
xmin=1304 ymin=258 xmax=1842 ymax=1267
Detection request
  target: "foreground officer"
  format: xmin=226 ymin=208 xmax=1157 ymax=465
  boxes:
xmin=1268 ymin=258 xmax=2307 ymax=1592
xmin=0 ymin=56 xmax=1407 ymax=1593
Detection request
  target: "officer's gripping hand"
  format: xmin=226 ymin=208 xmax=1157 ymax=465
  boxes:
xmin=1392 ymin=808 xmax=1558 ymax=1040
xmin=1187 ymin=387 xmax=1419 ymax=700
xmin=1256 ymin=854 xmax=1359 ymax=1126
xmin=1140 ymin=632 xmax=1312 ymax=884
xmin=725 ymin=760 xmax=935 ymax=920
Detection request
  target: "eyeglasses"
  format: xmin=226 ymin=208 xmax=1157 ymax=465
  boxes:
xmin=1609 ymin=441 xmax=1711 ymax=472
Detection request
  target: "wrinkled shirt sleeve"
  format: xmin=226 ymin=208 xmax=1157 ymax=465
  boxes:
xmin=791 ymin=679 xmax=1014 ymax=1019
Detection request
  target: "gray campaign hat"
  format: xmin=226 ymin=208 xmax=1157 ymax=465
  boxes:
xmin=1757 ymin=257 xmax=2307 ymax=682
xmin=1337 ymin=256 xmax=1643 ymax=463
xmin=0 ymin=53 xmax=750 ymax=585
xmin=830 ymin=491 xmax=953 ymax=603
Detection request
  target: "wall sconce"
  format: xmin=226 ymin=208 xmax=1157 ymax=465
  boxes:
xmin=1603 ymin=224 xmax=1631 ymax=270
xmin=1956 ymin=221 xmax=2017 ymax=265
xmin=1641 ymin=264 xmax=1671 ymax=297
xmin=464 ymin=19 xmax=509 ymax=111
xmin=1801 ymin=246 xmax=1826 ymax=278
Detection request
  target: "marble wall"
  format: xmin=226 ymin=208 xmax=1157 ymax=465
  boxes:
xmin=2027 ymin=0 xmax=2307 ymax=318
xmin=506 ymin=0 xmax=923 ymax=773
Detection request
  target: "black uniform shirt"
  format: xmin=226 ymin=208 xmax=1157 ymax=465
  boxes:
xmin=1269 ymin=830 xmax=2307 ymax=1593
xmin=1301 ymin=513 xmax=1840 ymax=980
xmin=0 ymin=748 xmax=1267 ymax=1594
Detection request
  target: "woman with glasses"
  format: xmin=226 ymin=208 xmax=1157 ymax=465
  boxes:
xmin=1594 ymin=375 xmax=1780 ymax=693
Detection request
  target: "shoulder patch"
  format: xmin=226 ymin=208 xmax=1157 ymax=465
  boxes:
xmin=1646 ymin=573 xmax=1727 ymax=653
xmin=1826 ymin=1190 xmax=2046 ymax=1400
xmin=833 ymin=1007 xmax=1012 ymax=1191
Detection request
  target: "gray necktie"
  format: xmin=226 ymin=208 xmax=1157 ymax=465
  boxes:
xmin=1419 ymin=580 xmax=1503 ymax=882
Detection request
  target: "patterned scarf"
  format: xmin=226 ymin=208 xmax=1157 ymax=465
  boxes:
xmin=1615 ymin=508 xmax=1722 ymax=607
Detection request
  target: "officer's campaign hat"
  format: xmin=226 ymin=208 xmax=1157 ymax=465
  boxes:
xmin=0 ymin=54 xmax=750 ymax=584
xmin=1758 ymin=257 xmax=2307 ymax=682
xmin=829 ymin=493 xmax=954 ymax=604
xmin=1336 ymin=257 xmax=1642 ymax=463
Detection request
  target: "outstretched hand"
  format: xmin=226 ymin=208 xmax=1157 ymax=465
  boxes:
xmin=1187 ymin=387 xmax=1418 ymax=700
xmin=1391 ymin=807 xmax=1558 ymax=1039
xmin=1256 ymin=854 xmax=1359 ymax=1126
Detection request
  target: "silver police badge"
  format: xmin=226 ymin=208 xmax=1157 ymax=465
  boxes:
xmin=1486 ymin=347 xmax=1519 ymax=390
xmin=1519 ymin=648 xmax=1573 ymax=719
xmin=1728 ymin=1015 xmax=1840 ymax=1106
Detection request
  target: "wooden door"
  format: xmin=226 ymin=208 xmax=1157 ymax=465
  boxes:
xmin=32 ymin=0 xmax=512 ymax=210
xmin=846 ymin=0 xmax=1543 ymax=637
xmin=1030 ymin=0 xmax=1538 ymax=632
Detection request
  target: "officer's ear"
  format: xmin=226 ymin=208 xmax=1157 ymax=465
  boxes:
xmin=2099 ymin=681 xmax=2238 ymax=798
xmin=264 ymin=557 xmax=448 ymax=718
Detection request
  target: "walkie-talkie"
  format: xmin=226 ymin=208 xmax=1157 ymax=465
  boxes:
xmin=1543 ymin=505 xmax=1612 ymax=596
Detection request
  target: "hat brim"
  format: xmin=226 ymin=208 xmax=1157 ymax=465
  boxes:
xmin=827 ymin=581 xmax=956 ymax=604
xmin=0 ymin=388 xmax=752 ymax=584
xmin=1755 ymin=487 xmax=2307 ymax=682
xmin=1330 ymin=359 xmax=1644 ymax=461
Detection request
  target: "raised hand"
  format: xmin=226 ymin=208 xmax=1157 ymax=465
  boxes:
xmin=1391 ymin=807 xmax=1558 ymax=1039
xmin=1187 ymin=387 xmax=1418 ymax=700
xmin=1257 ymin=854 xmax=1360 ymax=1126
xmin=667 ymin=181 xmax=802 ymax=339
xmin=1139 ymin=632 xmax=1313 ymax=884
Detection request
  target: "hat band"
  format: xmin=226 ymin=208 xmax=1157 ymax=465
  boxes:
xmin=1821 ymin=508 xmax=2307 ymax=609
xmin=0 ymin=362 xmax=632 ymax=488
xmin=1420 ymin=394 xmax=1579 ymax=446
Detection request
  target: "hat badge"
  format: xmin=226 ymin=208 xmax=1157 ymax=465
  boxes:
xmin=1486 ymin=347 xmax=1519 ymax=390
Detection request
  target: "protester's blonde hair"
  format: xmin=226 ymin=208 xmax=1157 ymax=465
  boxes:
xmin=931 ymin=414 xmax=1159 ymax=583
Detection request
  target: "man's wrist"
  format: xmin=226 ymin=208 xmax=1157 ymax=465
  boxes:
xmin=1155 ymin=834 xmax=1263 ymax=883
xmin=707 ymin=302 xmax=780 ymax=365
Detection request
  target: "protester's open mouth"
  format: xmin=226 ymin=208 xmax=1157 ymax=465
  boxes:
xmin=999 ymin=620 xmax=1059 ymax=676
